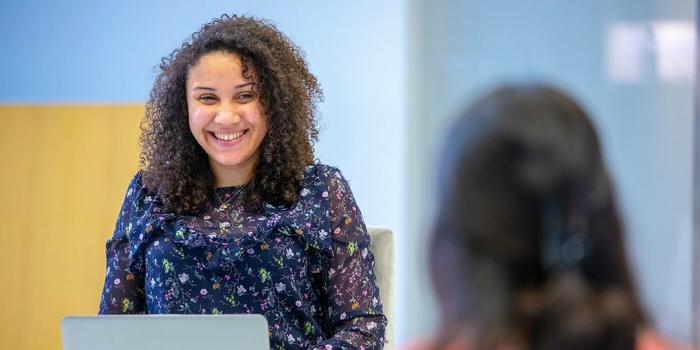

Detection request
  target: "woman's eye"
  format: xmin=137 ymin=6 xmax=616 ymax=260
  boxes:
xmin=198 ymin=95 xmax=218 ymax=104
xmin=237 ymin=92 xmax=255 ymax=102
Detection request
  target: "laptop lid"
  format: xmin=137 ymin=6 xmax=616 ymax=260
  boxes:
xmin=62 ymin=314 xmax=269 ymax=350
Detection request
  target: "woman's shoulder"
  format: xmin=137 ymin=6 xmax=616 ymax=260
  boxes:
xmin=400 ymin=333 xmax=472 ymax=350
xmin=301 ymin=163 xmax=348 ymax=188
xmin=121 ymin=171 xmax=158 ymax=202
xmin=116 ymin=170 xmax=165 ymax=222
xmin=125 ymin=170 xmax=145 ymax=193
xmin=637 ymin=329 xmax=695 ymax=350
xmin=293 ymin=163 xmax=355 ymax=208
xmin=303 ymin=163 xmax=342 ymax=179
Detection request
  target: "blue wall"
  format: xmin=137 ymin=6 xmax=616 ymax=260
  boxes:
xmin=0 ymin=0 xmax=406 ymax=237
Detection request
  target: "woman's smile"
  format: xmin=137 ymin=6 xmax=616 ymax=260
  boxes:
xmin=211 ymin=129 xmax=247 ymax=142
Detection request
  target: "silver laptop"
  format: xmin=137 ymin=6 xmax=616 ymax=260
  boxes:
xmin=62 ymin=314 xmax=270 ymax=350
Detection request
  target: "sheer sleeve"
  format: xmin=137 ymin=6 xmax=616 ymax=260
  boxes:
xmin=98 ymin=173 xmax=147 ymax=314
xmin=314 ymin=169 xmax=387 ymax=349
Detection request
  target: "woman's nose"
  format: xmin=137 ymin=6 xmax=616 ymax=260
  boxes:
xmin=215 ymin=103 xmax=241 ymax=124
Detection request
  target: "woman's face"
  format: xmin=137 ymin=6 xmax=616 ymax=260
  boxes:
xmin=186 ymin=51 xmax=268 ymax=186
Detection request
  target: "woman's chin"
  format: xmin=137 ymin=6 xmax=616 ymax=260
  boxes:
xmin=208 ymin=154 xmax=254 ymax=169
xmin=213 ymin=158 xmax=244 ymax=168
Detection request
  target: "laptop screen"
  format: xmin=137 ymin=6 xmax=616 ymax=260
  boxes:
xmin=62 ymin=314 xmax=269 ymax=350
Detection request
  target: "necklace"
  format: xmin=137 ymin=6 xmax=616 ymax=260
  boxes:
xmin=214 ymin=184 xmax=247 ymax=211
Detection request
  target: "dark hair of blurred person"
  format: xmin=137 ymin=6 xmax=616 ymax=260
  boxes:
xmin=404 ymin=84 xmax=690 ymax=350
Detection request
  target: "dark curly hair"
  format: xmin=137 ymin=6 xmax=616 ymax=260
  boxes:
xmin=140 ymin=14 xmax=323 ymax=215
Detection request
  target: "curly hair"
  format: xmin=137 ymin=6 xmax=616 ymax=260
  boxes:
xmin=140 ymin=14 xmax=323 ymax=215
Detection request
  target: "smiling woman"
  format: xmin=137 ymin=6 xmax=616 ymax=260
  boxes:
xmin=138 ymin=15 xmax=322 ymax=215
xmin=98 ymin=14 xmax=387 ymax=349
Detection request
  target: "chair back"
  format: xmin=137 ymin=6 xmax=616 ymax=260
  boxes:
xmin=368 ymin=226 xmax=394 ymax=350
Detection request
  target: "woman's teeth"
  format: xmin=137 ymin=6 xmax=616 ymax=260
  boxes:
xmin=214 ymin=131 xmax=244 ymax=141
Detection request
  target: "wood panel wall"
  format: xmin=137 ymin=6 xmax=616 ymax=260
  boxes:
xmin=0 ymin=105 xmax=143 ymax=349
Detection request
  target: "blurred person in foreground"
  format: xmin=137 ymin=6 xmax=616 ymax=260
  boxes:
xmin=403 ymin=84 xmax=691 ymax=350
xmin=98 ymin=14 xmax=386 ymax=349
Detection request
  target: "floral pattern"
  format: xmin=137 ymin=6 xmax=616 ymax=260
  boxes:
xmin=99 ymin=164 xmax=386 ymax=349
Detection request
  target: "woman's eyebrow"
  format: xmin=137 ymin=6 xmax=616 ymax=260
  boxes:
xmin=192 ymin=82 xmax=253 ymax=91
xmin=234 ymin=82 xmax=254 ymax=89
xmin=192 ymin=86 xmax=216 ymax=91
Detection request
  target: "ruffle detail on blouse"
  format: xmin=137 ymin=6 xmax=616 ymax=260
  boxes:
xmin=124 ymin=165 xmax=335 ymax=272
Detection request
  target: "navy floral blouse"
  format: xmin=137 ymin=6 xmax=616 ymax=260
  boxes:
xmin=99 ymin=164 xmax=386 ymax=349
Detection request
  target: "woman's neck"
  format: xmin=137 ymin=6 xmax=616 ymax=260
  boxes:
xmin=209 ymin=161 xmax=255 ymax=188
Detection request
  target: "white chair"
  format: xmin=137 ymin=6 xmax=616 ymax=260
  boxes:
xmin=368 ymin=226 xmax=394 ymax=350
